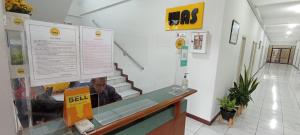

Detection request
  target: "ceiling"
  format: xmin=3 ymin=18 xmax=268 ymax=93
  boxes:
xmin=29 ymin=0 xmax=300 ymax=45
xmin=250 ymin=0 xmax=300 ymax=45
xmin=28 ymin=0 xmax=73 ymax=23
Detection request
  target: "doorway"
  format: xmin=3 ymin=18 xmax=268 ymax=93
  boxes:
xmin=270 ymin=48 xmax=293 ymax=64
xmin=258 ymin=41 xmax=264 ymax=68
xmin=236 ymin=37 xmax=246 ymax=80
xmin=249 ymin=42 xmax=257 ymax=75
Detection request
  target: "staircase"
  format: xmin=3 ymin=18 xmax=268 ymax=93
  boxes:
xmin=107 ymin=63 xmax=142 ymax=100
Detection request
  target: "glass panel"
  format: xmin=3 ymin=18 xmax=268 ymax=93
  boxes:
xmin=6 ymin=30 xmax=32 ymax=132
xmin=271 ymin=49 xmax=280 ymax=63
xmin=94 ymin=111 xmax=121 ymax=125
xmin=280 ymin=49 xmax=290 ymax=64
xmin=111 ymin=99 xmax=157 ymax=118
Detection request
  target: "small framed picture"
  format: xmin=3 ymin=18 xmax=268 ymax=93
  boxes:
xmin=191 ymin=32 xmax=207 ymax=53
xmin=229 ymin=20 xmax=240 ymax=45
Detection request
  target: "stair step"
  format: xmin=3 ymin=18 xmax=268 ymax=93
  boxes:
xmin=110 ymin=70 xmax=121 ymax=77
xmin=118 ymin=89 xmax=140 ymax=100
xmin=107 ymin=76 xmax=126 ymax=85
xmin=79 ymin=70 xmax=121 ymax=83
xmin=112 ymin=82 xmax=132 ymax=93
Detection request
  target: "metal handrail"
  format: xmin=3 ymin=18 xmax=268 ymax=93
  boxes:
xmin=92 ymin=20 xmax=145 ymax=70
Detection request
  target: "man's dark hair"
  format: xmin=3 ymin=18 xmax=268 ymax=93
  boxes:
xmin=91 ymin=77 xmax=107 ymax=84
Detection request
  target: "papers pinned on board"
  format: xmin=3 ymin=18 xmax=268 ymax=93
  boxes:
xmin=25 ymin=20 xmax=114 ymax=87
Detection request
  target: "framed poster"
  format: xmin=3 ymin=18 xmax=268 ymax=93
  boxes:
xmin=191 ymin=32 xmax=207 ymax=53
xmin=229 ymin=20 xmax=240 ymax=45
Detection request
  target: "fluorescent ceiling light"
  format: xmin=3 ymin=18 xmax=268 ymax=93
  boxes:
xmin=286 ymin=31 xmax=292 ymax=35
xmin=288 ymin=4 xmax=300 ymax=13
xmin=288 ymin=24 xmax=298 ymax=29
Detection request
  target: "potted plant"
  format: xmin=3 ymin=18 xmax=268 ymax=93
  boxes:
xmin=5 ymin=0 xmax=32 ymax=30
xmin=217 ymin=96 xmax=236 ymax=127
xmin=228 ymin=66 xmax=259 ymax=115
xmin=5 ymin=0 xmax=33 ymax=15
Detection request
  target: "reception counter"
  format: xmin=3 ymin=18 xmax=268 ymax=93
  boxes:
xmin=26 ymin=85 xmax=196 ymax=135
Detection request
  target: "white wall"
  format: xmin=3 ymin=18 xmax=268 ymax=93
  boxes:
xmin=210 ymin=0 xmax=270 ymax=121
xmin=66 ymin=0 xmax=229 ymax=120
xmin=66 ymin=0 xmax=270 ymax=122
xmin=70 ymin=0 xmax=208 ymax=93
xmin=186 ymin=0 xmax=226 ymax=120
xmin=294 ymin=41 xmax=300 ymax=68
xmin=0 ymin=0 xmax=17 ymax=134
xmin=29 ymin=0 xmax=73 ymax=23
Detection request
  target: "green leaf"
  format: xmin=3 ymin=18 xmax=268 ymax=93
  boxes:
xmin=227 ymin=65 xmax=260 ymax=106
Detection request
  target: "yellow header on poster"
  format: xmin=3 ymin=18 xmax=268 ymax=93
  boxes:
xmin=165 ymin=2 xmax=205 ymax=31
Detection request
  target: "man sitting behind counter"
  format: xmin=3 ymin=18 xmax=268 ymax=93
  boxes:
xmin=90 ymin=77 xmax=122 ymax=108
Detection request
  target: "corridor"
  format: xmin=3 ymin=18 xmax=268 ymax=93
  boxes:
xmin=185 ymin=64 xmax=300 ymax=135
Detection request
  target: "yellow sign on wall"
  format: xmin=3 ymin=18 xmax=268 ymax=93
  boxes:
xmin=63 ymin=87 xmax=93 ymax=127
xmin=165 ymin=3 xmax=205 ymax=31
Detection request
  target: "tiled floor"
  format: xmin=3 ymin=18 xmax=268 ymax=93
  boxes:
xmin=185 ymin=64 xmax=300 ymax=135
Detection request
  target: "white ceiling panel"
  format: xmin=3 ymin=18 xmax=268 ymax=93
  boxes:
xmin=251 ymin=0 xmax=300 ymax=44
xmin=258 ymin=1 xmax=300 ymax=19
xmin=253 ymin=0 xmax=300 ymax=6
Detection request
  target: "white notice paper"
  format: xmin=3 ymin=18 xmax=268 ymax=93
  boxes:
xmin=80 ymin=26 xmax=114 ymax=79
xmin=25 ymin=20 xmax=80 ymax=86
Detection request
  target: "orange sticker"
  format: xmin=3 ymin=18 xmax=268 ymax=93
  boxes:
xmin=176 ymin=38 xmax=185 ymax=49
xmin=95 ymin=31 xmax=101 ymax=37
xmin=14 ymin=17 xmax=23 ymax=25
xmin=50 ymin=27 xmax=60 ymax=36
xmin=63 ymin=87 xmax=93 ymax=127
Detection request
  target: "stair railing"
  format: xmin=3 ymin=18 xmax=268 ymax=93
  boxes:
xmin=92 ymin=20 xmax=145 ymax=70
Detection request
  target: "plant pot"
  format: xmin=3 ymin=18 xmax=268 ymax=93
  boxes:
xmin=220 ymin=107 xmax=236 ymax=121
xmin=236 ymin=106 xmax=242 ymax=116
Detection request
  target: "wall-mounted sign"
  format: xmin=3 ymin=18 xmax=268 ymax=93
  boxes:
xmin=176 ymin=38 xmax=185 ymax=49
xmin=191 ymin=32 xmax=208 ymax=54
xmin=64 ymin=87 xmax=93 ymax=127
xmin=180 ymin=46 xmax=188 ymax=67
xmin=229 ymin=20 xmax=240 ymax=45
xmin=166 ymin=2 xmax=205 ymax=31
xmin=176 ymin=32 xmax=187 ymax=49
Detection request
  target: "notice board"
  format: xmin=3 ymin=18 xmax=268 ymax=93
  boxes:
xmin=25 ymin=20 xmax=80 ymax=86
xmin=80 ymin=26 xmax=114 ymax=80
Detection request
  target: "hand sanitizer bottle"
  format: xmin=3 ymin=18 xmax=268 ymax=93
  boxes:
xmin=181 ymin=73 xmax=189 ymax=90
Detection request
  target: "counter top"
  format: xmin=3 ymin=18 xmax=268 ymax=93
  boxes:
xmin=27 ymin=85 xmax=196 ymax=135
